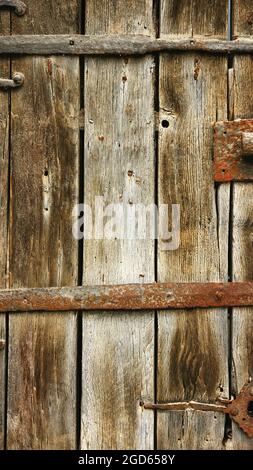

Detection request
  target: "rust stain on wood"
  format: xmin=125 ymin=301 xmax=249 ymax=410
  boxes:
xmin=194 ymin=58 xmax=201 ymax=80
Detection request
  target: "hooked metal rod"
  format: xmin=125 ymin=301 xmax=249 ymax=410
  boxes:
xmin=142 ymin=401 xmax=229 ymax=413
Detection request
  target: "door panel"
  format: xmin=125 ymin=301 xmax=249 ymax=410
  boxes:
xmin=0 ymin=0 xmax=251 ymax=451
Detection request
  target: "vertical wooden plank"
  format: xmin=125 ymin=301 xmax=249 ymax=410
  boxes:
xmin=0 ymin=9 xmax=10 ymax=450
xmin=161 ymin=0 xmax=227 ymax=36
xmin=7 ymin=1 xmax=80 ymax=449
xmin=81 ymin=0 xmax=155 ymax=450
xmin=229 ymin=0 xmax=253 ymax=450
xmin=233 ymin=0 xmax=253 ymax=37
xmin=157 ymin=0 xmax=229 ymax=449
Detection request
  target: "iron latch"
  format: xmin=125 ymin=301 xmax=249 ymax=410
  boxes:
xmin=0 ymin=0 xmax=26 ymax=15
xmin=214 ymin=119 xmax=253 ymax=182
xmin=142 ymin=382 xmax=253 ymax=438
xmin=0 ymin=72 xmax=24 ymax=90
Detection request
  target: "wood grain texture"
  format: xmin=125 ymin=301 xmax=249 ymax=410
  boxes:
xmin=0 ymin=8 xmax=10 ymax=450
xmin=229 ymin=3 xmax=253 ymax=448
xmin=85 ymin=0 xmax=155 ymax=36
xmin=81 ymin=0 xmax=155 ymax=450
xmin=157 ymin=1 xmax=229 ymax=449
xmin=157 ymin=410 xmax=228 ymax=449
xmin=11 ymin=0 xmax=79 ymax=35
xmin=233 ymin=0 xmax=253 ymax=37
xmin=7 ymin=0 xmax=79 ymax=449
xmin=160 ymin=0 xmax=228 ymax=37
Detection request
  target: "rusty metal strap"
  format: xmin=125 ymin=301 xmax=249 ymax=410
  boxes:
xmin=1 ymin=282 xmax=253 ymax=313
xmin=1 ymin=36 xmax=253 ymax=56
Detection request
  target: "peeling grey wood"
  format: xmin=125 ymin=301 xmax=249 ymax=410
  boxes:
xmin=1 ymin=35 xmax=253 ymax=55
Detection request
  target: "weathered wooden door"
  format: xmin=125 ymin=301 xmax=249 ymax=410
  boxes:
xmin=0 ymin=0 xmax=253 ymax=450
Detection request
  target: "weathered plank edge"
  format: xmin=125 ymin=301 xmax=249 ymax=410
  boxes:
xmin=1 ymin=36 xmax=253 ymax=55
xmin=0 ymin=283 xmax=253 ymax=312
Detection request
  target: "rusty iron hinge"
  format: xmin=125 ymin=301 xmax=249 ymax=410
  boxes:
xmin=142 ymin=382 xmax=253 ymax=438
xmin=0 ymin=0 xmax=26 ymax=16
xmin=0 ymin=72 xmax=24 ymax=90
xmin=214 ymin=119 xmax=253 ymax=182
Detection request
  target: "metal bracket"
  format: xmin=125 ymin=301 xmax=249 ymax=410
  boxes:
xmin=143 ymin=382 xmax=253 ymax=438
xmin=226 ymin=382 xmax=253 ymax=437
xmin=0 ymin=0 xmax=26 ymax=16
xmin=214 ymin=119 xmax=253 ymax=182
xmin=0 ymin=72 xmax=24 ymax=90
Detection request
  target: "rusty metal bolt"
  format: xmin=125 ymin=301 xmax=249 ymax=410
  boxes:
xmin=13 ymin=72 xmax=25 ymax=86
xmin=215 ymin=290 xmax=223 ymax=301
xmin=230 ymin=407 xmax=239 ymax=417
xmin=0 ymin=339 xmax=6 ymax=351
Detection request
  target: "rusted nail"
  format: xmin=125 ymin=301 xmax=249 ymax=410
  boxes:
xmin=0 ymin=339 xmax=6 ymax=351
xmin=215 ymin=290 xmax=223 ymax=300
xmin=194 ymin=58 xmax=201 ymax=80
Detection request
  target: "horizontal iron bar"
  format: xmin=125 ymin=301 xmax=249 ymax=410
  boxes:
xmin=142 ymin=401 xmax=229 ymax=413
xmin=0 ymin=282 xmax=253 ymax=313
xmin=0 ymin=35 xmax=253 ymax=55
